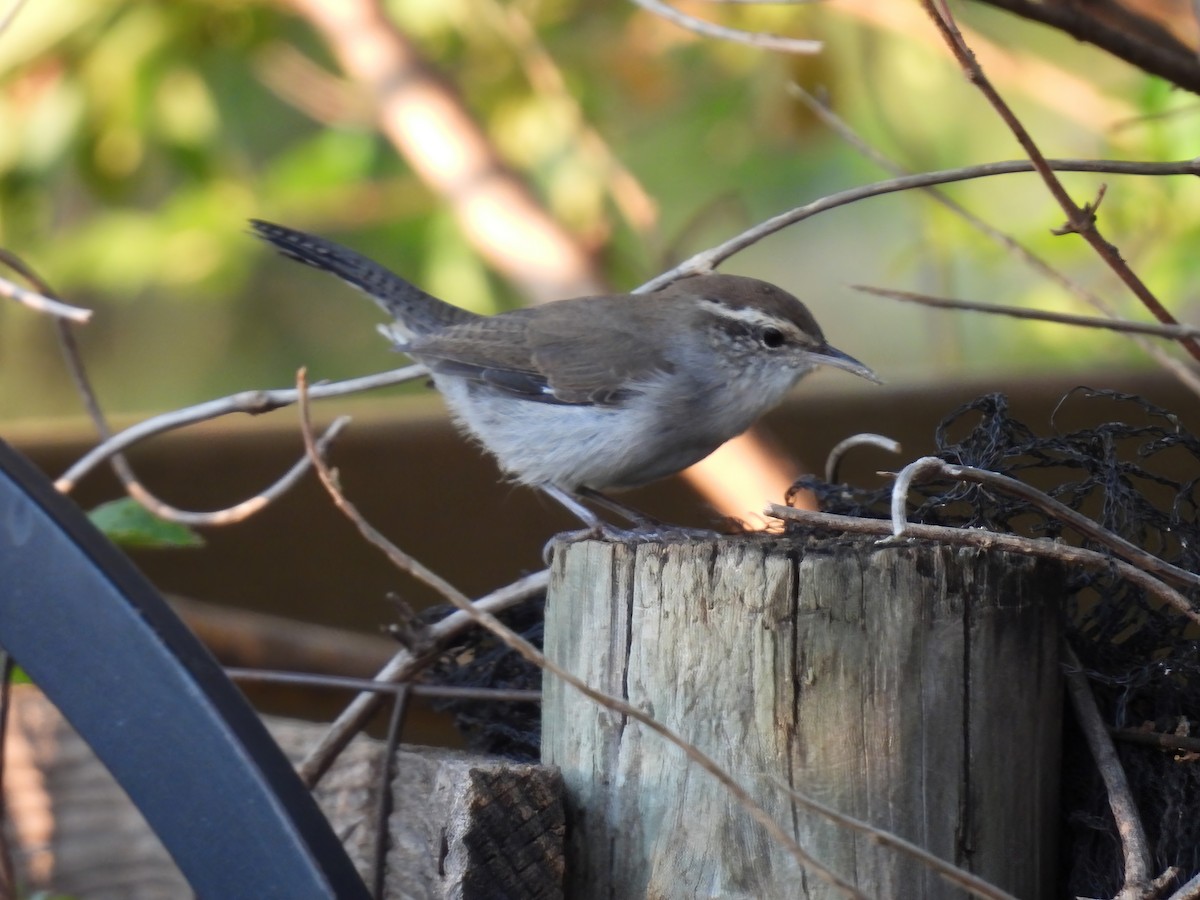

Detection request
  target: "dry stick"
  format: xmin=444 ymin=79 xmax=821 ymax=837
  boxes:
xmin=765 ymin=506 xmax=1196 ymax=626
xmin=919 ymin=1 xmax=1200 ymax=364
xmin=55 ymin=364 xmax=427 ymax=493
xmin=823 ymin=433 xmax=902 ymax=484
xmin=371 ymin=683 xmax=410 ymax=900
xmin=293 ymin=369 xmax=865 ymax=900
xmin=785 ymin=83 xmax=1200 ymax=397
xmin=627 ymin=0 xmax=822 ymax=54
xmin=1111 ymin=728 xmax=1200 ymax=756
xmin=1062 ymin=643 xmax=1154 ymax=898
xmin=854 ymin=286 xmax=1200 ymax=340
xmin=973 ymin=0 xmax=1200 ymax=95
xmin=889 ymin=457 xmax=1200 ymax=599
xmin=1171 ymin=870 xmax=1200 ymax=900
xmin=297 ymin=568 xmax=550 ymax=788
xmin=19 ymin=256 xmax=353 ymax=525
xmin=639 ymin=158 xmax=1200 ymax=292
xmin=772 ymin=780 xmax=1019 ymax=900
xmin=0 ymin=251 xmax=92 ymax=323
xmin=226 ymin=668 xmax=541 ymax=704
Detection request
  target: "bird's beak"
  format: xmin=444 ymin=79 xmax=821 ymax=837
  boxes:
xmin=813 ymin=344 xmax=882 ymax=384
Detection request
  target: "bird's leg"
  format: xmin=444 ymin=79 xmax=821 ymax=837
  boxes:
xmin=576 ymin=486 xmax=662 ymax=528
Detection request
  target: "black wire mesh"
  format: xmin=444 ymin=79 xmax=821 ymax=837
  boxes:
xmin=789 ymin=388 xmax=1200 ymax=896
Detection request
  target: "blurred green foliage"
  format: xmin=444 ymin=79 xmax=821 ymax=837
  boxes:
xmin=0 ymin=0 xmax=1197 ymax=421
xmin=87 ymin=497 xmax=205 ymax=548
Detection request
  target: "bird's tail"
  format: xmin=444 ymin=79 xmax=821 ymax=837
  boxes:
xmin=249 ymin=219 xmax=478 ymax=337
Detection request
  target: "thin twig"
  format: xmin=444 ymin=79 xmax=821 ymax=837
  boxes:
xmin=1171 ymin=870 xmax=1200 ymax=900
xmin=0 ymin=261 xmax=92 ymax=323
xmin=294 ymin=368 xmax=865 ymax=899
xmin=109 ymin=417 xmax=351 ymax=526
xmin=226 ymin=668 xmax=541 ymax=704
xmin=297 ymin=569 xmax=549 ymax=787
xmin=1063 ymin=643 xmax=1154 ymax=898
xmin=918 ymin=1 xmax=1200 ymax=363
xmin=765 ymin=506 xmax=1198 ymax=626
xmin=973 ymin=0 xmax=1200 ymax=95
xmin=1111 ymin=728 xmax=1200 ymax=756
xmin=888 ymin=457 xmax=1200 ymax=595
xmin=55 ymin=365 xmax=427 ymax=493
xmin=773 ymin=779 xmax=1018 ymax=900
xmin=789 ymin=82 xmax=1200 ymax=398
xmin=638 ymin=158 xmax=1200 ymax=292
xmin=824 ymin=433 xmax=902 ymax=484
xmin=0 ymin=0 xmax=29 ymax=37
xmin=627 ymin=0 xmax=822 ymax=54
xmin=372 ymin=684 xmax=409 ymax=900
xmin=854 ymin=286 xmax=1200 ymax=340
xmin=24 ymin=255 xmax=350 ymax=526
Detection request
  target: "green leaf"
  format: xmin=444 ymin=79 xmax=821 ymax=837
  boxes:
xmin=87 ymin=498 xmax=205 ymax=549
xmin=8 ymin=664 xmax=31 ymax=685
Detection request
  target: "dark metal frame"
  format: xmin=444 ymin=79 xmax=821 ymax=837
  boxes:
xmin=0 ymin=438 xmax=370 ymax=898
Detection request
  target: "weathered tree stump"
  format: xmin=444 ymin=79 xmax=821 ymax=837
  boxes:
xmin=542 ymin=536 xmax=1062 ymax=899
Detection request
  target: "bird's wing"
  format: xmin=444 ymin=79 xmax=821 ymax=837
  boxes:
xmin=409 ymin=296 xmax=676 ymax=407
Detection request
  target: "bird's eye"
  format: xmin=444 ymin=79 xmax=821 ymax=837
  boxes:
xmin=760 ymin=327 xmax=785 ymax=349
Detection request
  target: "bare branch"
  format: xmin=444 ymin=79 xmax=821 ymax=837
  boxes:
xmin=765 ymin=505 xmax=1197 ymax=626
xmin=973 ymin=0 xmax=1200 ymax=95
xmin=225 ymin=668 xmax=541 ymax=704
xmin=627 ymin=0 xmax=822 ymax=54
xmin=294 ymin=368 xmax=864 ymax=898
xmin=0 ymin=254 xmax=92 ymax=323
xmin=787 ymin=82 xmax=1200 ymax=399
xmin=854 ymin=286 xmax=1200 ymax=341
xmin=919 ymin=1 xmax=1200 ymax=363
xmin=888 ymin=457 xmax=1200 ymax=596
xmin=638 ymin=158 xmax=1200 ymax=292
xmin=824 ymin=433 xmax=902 ymax=484
xmin=1063 ymin=643 xmax=1154 ymax=897
xmin=297 ymin=567 xmax=549 ymax=787
xmin=54 ymin=365 xmax=427 ymax=493
xmin=0 ymin=0 xmax=30 ymax=37
xmin=111 ymin=417 xmax=351 ymax=527
xmin=1111 ymin=728 xmax=1200 ymax=756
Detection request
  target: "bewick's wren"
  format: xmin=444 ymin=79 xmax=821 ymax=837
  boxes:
xmin=252 ymin=220 xmax=879 ymax=527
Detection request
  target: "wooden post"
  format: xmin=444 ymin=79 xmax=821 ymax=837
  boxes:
xmin=542 ymin=536 xmax=1062 ymax=899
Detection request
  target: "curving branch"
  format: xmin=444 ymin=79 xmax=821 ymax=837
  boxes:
xmin=627 ymin=0 xmax=822 ymax=54
xmin=640 ymin=157 xmax=1200 ymax=291
xmin=972 ymin=0 xmax=1200 ymax=96
xmin=920 ymin=2 xmax=1200 ymax=363
xmin=54 ymin=365 xmax=427 ymax=493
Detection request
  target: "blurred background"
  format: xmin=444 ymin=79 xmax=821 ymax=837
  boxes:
xmin=1 ymin=0 xmax=1198 ymax=669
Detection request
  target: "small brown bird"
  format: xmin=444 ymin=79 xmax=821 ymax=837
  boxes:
xmin=253 ymin=220 xmax=878 ymax=527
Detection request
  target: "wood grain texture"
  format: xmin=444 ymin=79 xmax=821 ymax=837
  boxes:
xmin=542 ymin=536 xmax=1062 ymax=899
xmin=3 ymin=695 xmax=564 ymax=899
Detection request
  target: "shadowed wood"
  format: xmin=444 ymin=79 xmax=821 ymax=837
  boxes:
xmin=542 ymin=536 xmax=1062 ymax=899
xmin=3 ymin=692 xmax=565 ymax=899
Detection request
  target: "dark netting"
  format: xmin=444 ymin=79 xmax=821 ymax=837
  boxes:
xmin=787 ymin=389 xmax=1200 ymax=896
xmin=419 ymin=593 xmax=544 ymax=761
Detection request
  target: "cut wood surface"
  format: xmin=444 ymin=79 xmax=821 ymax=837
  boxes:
xmin=542 ymin=536 xmax=1062 ymax=899
xmin=3 ymin=691 xmax=564 ymax=899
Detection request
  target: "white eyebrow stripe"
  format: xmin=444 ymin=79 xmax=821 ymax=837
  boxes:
xmin=699 ymin=298 xmax=805 ymax=333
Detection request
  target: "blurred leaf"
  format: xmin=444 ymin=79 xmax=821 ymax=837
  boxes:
xmin=88 ymin=498 xmax=205 ymax=549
